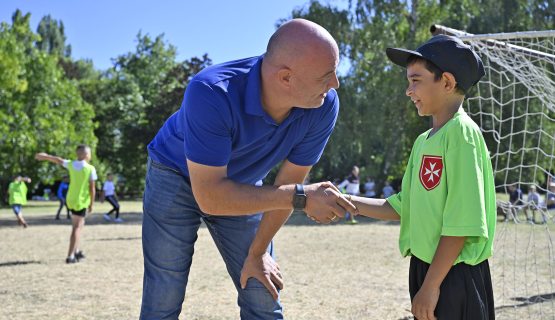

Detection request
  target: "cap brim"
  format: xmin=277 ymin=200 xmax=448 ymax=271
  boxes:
xmin=386 ymin=48 xmax=422 ymax=67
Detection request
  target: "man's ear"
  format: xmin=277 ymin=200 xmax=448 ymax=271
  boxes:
xmin=277 ymin=67 xmax=292 ymax=88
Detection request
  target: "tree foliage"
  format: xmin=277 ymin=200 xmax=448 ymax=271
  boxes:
xmin=0 ymin=10 xmax=96 ymax=201
xmin=289 ymin=0 xmax=554 ymax=191
xmin=1 ymin=2 xmax=553 ymax=201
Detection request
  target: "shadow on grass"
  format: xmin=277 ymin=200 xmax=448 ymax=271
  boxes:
xmin=92 ymin=236 xmax=142 ymax=242
xmin=0 ymin=260 xmax=43 ymax=268
xmin=0 ymin=211 xmax=144 ymax=228
xmin=496 ymin=292 xmax=555 ymax=310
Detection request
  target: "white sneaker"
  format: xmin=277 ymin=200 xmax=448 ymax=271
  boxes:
xmin=103 ymin=214 xmax=112 ymax=221
xmin=114 ymin=218 xmax=124 ymax=223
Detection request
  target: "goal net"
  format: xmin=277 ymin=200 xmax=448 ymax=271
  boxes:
xmin=432 ymin=25 xmax=555 ymax=319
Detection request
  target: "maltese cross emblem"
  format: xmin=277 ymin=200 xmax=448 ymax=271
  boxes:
xmin=419 ymin=155 xmax=443 ymax=191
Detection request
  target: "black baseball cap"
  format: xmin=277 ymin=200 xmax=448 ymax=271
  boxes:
xmin=386 ymin=34 xmax=485 ymax=92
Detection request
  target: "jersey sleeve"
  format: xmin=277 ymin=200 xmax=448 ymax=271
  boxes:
xmin=387 ymin=192 xmax=402 ymax=215
xmin=441 ymin=141 xmax=489 ymax=242
xmin=90 ymin=167 xmax=98 ymax=181
xmin=287 ymin=90 xmax=339 ymax=166
xmin=182 ymin=80 xmax=233 ymax=167
xmin=62 ymin=160 xmax=70 ymax=168
xmin=387 ymin=140 xmax=418 ymax=216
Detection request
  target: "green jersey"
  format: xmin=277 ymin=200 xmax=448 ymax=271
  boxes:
xmin=66 ymin=161 xmax=95 ymax=211
xmin=8 ymin=181 xmax=28 ymax=206
xmin=387 ymin=109 xmax=496 ymax=266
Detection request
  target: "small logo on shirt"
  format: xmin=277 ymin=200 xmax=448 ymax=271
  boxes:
xmin=419 ymin=155 xmax=443 ymax=191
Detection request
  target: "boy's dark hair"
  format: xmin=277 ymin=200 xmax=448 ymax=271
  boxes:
xmin=407 ymin=55 xmax=466 ymax=96
xmin=76 ymin=144 xmax=90 ymax=152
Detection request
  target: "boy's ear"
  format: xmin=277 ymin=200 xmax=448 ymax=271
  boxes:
xmin=441 ymin=72 xmax=458 ymax=93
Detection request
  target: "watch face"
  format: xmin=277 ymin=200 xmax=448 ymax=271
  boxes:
xmin=293 ymin=195 xmax=307 ymax=210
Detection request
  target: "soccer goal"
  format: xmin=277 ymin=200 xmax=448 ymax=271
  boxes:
xmin=432 ymin=25 xmax=555 ymax=320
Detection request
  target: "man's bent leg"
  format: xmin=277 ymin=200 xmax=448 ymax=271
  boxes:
xmin=204 ymin=214 xmax=283 ymax=320
xmin=140 ymin=160 xmax=203 ymax=320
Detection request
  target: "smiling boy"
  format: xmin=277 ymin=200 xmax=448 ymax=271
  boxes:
xmin=343 ymin=35 xmax=497 ymax=319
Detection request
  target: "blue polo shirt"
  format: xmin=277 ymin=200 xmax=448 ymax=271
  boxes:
xmin=147 ymin=55 xmax=339 ymax=185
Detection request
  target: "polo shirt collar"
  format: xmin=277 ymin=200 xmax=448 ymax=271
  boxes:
xmin=245 ymin=55 xmax=304 ymax=126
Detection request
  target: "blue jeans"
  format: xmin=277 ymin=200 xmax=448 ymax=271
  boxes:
xmin=140 ymin=159 xmax=283 ymax=320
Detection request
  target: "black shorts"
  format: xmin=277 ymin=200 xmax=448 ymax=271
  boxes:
xmin=409 ymin=256 xmax=495 ymax=320
xmin=70 ymin=208 xmax=87 ymax=217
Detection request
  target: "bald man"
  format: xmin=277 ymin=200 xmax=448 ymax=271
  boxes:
xmin=142 ymin=19 xmax=354 ymax=319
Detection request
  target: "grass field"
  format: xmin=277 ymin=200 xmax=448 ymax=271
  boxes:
xmin=0 ymin=201 xmax=554 ymax=319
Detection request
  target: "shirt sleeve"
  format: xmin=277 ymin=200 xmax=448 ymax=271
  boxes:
xmin=62 ymin=160 xmax=70 ymax=168
xmin=441 ymin=141 xmax=489 ymax=242
xmin=90 ymin=167 xmax=98 ymax=181
xmin=337 ymin=179 xmax=348 ymax=190
xmin=387 ymin=192 xmax=402 ymax=215
xmin=182 ymin=80 xmax=233 ymax=167
xmin=386 ymin=141 xmax=418 ymax=216
xmin=287 ymin=90 xmax=339 ymax=166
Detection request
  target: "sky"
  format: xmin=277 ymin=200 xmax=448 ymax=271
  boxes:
xmin=0 ymin=0 xmax=349 ymax=71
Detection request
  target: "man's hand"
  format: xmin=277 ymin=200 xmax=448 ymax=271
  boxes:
xmin=304 ymin=181 xmax=357 ymax=223
xmin=240 ymin=252 xmax=283 ymax=300
xmin=411 ymin=284 xmax=439 ymax=320
xmin=88 ymin=204 xmax=94 ymax=214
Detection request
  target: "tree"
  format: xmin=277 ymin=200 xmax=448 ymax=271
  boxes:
xmin=36 ymin=14 xmax=71 ymax=57
xmin=93 ymin=32 xmax=211 ymax=195
xmin=287 ymin=0 xmax=553 ymax=189
xmin=0 ymin=10 xmax=96 ymax=203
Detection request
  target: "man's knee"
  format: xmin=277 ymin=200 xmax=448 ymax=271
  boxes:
xmin=238 ymin=278 xmax=282 ymax=319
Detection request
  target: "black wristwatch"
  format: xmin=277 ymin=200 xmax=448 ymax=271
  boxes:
xmin=292 ymin=184 xmax=307 ymax=211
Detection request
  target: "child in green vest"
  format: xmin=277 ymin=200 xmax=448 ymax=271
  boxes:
xmin=8 ymin=175 xmax=31 ymax=228
xmin=35 ymin=144 xmax=97 ymax=264
xmin=342 ymin=35 xmax=496 ymax=319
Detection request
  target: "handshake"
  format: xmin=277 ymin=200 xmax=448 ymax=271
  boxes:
xmin=300 ymin=181 xmax=358 ymax=224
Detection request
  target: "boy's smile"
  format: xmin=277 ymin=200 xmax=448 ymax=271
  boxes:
xmin=405 ymin=61 xmax=444 ymax=117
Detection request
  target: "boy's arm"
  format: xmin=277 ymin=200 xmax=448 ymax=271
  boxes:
xmin=88 ymin=180 xmax=95 ymax=213
xmin=35 ymin=152 xmax=65 ymax=166
xmin=411 ymin=236 xmax=466 ymax=320
xmin=348 ymin=196 xmax=400 ymax=221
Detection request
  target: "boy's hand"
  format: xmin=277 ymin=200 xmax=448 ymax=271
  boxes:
xmin=88 ymin=204 xmax=94 ymax=214
xmin=411 ymin=284 xmax=439 ymax=320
